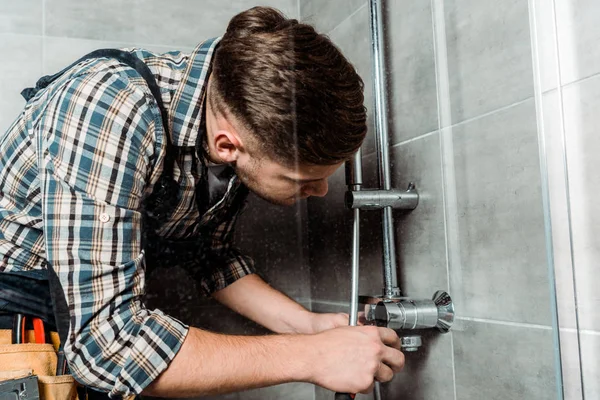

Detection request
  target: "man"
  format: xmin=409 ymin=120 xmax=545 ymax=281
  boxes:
xmin=0 ymin=6 xmax=404 ymax=398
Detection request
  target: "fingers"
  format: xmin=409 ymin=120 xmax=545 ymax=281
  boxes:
xmin=374 ymin=362 xmax=395 ymax=383
xmin=336 ymin=313 xmax=350 ymax=325
xmin=377 ymin=327 xmax=401 ymax=350
xmin=381 ymin=345 xmax=405 ymax=373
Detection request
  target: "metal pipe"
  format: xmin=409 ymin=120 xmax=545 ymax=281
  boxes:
xmin=346 ymin=151 xmax=363 ymax=325
xmin=349 ymin=207 xmax=360 ymax=325
xmin=369 ymin=0 xmax=400 ymax=297
xmin=345 ymin=185 xmax=419 ymax=210
xmin=336 ymin=148 xmax=363 ymax=400
xmin=374 ymin=381 xmax=383 ymax=400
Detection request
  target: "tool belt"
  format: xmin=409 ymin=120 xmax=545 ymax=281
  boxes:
xmin=0 ymin=314 xmax=75 ymax=400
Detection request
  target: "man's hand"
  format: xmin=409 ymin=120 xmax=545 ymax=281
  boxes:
xmin=309 ymin=312 xmax=350 ymax=333
xmin=144 ymin=325 xmax=405 ymax=397
xmin=306 ymin=325 xmax=405 ymax=394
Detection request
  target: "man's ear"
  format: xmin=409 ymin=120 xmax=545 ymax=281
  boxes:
xmin=213 ymin=130 xmax=242 ymax=163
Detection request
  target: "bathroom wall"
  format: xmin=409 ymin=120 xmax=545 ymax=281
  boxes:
xmin=301 ymin=0 xmax=563 ymax=399
xmin=533 ymin=0 xmax=600 ymax=398
xmin=0 ymin=2 xmax=315 ymax=399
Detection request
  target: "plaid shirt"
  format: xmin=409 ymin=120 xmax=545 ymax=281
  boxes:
xmin=0 ymin=38 xmax=255 ymax=397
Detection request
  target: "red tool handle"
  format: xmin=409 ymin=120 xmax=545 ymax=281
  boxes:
xmin=335 ymin=393 xmax=356 ymax=399
xmin=32 ymin=318 xmax=45 ymax=344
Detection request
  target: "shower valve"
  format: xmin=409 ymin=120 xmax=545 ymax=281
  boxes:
xmin=362 ymin=291 xmax=454 ymax=333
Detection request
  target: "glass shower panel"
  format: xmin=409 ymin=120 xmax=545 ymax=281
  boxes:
xmin=375 ymin=0 xmax=566 ymax=399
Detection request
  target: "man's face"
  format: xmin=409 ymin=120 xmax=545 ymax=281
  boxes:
xmin=234 ymin=154 xmax=342 ymax=206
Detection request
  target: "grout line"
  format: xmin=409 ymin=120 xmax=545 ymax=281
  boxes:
xmin=390 ymin=129 xmax=438 ymax=148
xmin=362 ymin=95 xmax=536 ymax=159
xmin=578 ymin=329 xmax=600 ymax=337
xmin=541 ymin=68 xmax=600 ymax=93
xmin=362 ymin=129 xmax=439 ymax=158
xmin=327 ymin=2 xmax=368 ymax=36
xmin=457 ymin=316 xmax=553 ymax=330
xmin=310 ymin=299 xmax=350 ymax=307
xmin=0 ymin=32 xmax=43 ymax=39
xmin=448 ymin=96 xmax=533 ymax=129
xmin=561 ymin=68 xmax=600 ymax=89
xmin=309 ymin=301 xmax=600 ymax=335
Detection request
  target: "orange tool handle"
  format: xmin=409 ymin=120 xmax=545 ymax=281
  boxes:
xmin=32 ymin=318 xmax=45 ymax=344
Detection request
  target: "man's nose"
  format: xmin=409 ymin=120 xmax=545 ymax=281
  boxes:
xmin=304 ymin=179 xmax=328 ymax=198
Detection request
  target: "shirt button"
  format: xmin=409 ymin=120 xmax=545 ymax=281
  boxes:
xmin=99 ymin=213 xmax=110 ymax=223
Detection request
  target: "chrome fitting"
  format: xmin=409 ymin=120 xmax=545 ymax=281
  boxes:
xmin=400 ymin=335 xmax=422 ymax=352
xmin=361 ymin=291 xmax=454 ymax=333
xmin=345 ymin=183 xmax=419 ymax=210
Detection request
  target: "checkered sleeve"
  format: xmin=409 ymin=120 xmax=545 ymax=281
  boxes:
xmin=199 ymin=208 xmax=256 ymax=296
xmin=38 ymin=70 xmax=188 ymax=397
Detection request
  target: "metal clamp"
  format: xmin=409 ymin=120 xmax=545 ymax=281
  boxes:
xmin=345 ymin=183 xmax=419 ymax=210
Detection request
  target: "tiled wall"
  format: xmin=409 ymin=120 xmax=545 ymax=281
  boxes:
xmin=0 ymin=2 xmax=315 ymax=399
xmin=533 ymin=0 xmax=600 ymax=398
xmin=301 ymin=0 xmax=573 ymax=399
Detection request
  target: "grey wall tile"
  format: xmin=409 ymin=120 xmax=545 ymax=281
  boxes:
xmin=327 ymin=5 xmax=376 ymax=156
xmin=382 ymin=331 xmax=454 ymax=400
xmin=235 ymin=194 xmax=311 ymax=301
xmin=236 ymin=383 xmax=314 ymax=400
xmin=0 ymin=0 xmax=42 ymax=35
xmin=562 ymin=76 xmax=600 ymax=331
xmin=309 ymin=133 xmax=446 ymax=303
xmin=43 ymin=36 xmax=193 ymax=75
xmin=0 ymin=34 xmax=42 ymax=134
xmin=581 ymin=331 xmax=600 ymax=399
xmin=542 ymin=90 xmax=578 ymax=331
xmin=310 ymin=301 xmax=347 ymax=315
xmin=45 ymin=0 xmax=298 ymax=47
xmin=451 ymin=99 xmax=552 ymax=325
xmin=559 ymin=330 xmax=584 ymax=399
xmin=454 ymin=320 xmax=557 ymax=400
xmin=308 ymin=166 xmax=355 ymax=303
xmin=533 ymin=0 xmax=559 ymax=92
xmin=299 ymin=0 xmax=365 ymax=34
xmin=444 ymin=0 xmax=534 ymax=123
xmin=361 ymin=133 xmax=448 ymax=299
xmin=309 ymin=133 xmax=446 ymax=307
xmin=555 ymin=0 xmax=600 ymax=85
xmin=386 ymin=0 xmax=438 ymax=144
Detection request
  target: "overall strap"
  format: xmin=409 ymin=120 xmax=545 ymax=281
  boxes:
xmin=31 ymin=51 xmax=178 ymax=387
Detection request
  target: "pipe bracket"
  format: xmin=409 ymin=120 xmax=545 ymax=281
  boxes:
xmin=345 ymin=183 xmax=419 ymax=210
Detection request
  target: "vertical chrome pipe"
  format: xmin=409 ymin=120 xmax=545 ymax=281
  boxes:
xmin=374 ymin=381 xmax=383 ymax=400
xmin=369 ymin=0 xmax=400 ymax=297
xmin=346 ymin=151 xmax=363 ymax=326
xmin=349 ymin=208 xmax=360 ymax=325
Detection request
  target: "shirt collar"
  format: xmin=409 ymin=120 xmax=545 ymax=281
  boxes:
xmin=168 ymin=37 xmax=221 ymax=147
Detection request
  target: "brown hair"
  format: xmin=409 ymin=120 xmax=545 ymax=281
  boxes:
xmin=211 ymin=6 xmax=367 ymax=166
